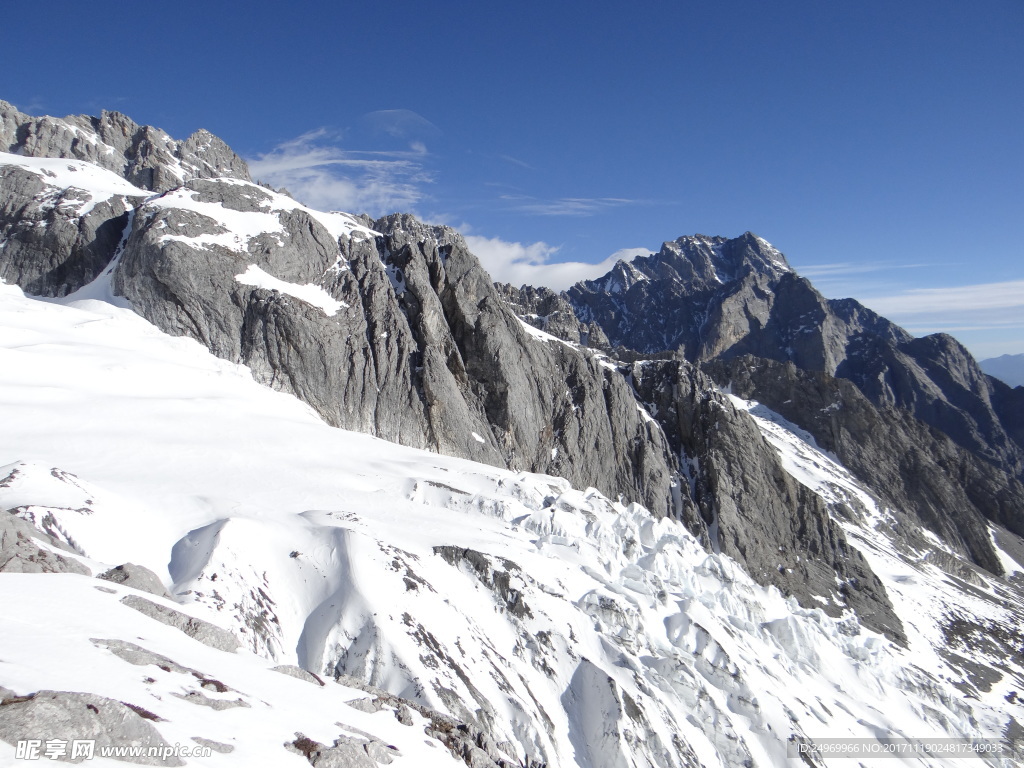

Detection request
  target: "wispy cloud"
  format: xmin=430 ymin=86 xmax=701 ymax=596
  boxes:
xmin=465 ymin=235 xmax=648 ymax=290
xmin=797 ymin=261 xmax=929 ymax=279
xmin=247 ymin=129 xmax=432 ymax=216
xmin=360 ymin=109 xmax=441 ymax=140
xmin=857 ymin=280 xmax=1024 ymax=343
xmin=498 ymin=154 xmax=535 ymax=171
xmin=500 ymin=195 xmax=637 ymax=217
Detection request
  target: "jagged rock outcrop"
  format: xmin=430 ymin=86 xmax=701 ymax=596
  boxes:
xmin=495 ymin=283 xmax=609 ymax=348
xmin=567 ymin=233 xmax=795 ymax=357
xmin=107 ymin=187 xmax=680 ymax=514
xmin=837 ymin=330 xmax=1023 ymax=473
xmin=0 ymin=163 xmax=138 ymax=296
xmin=0 ymin=509 xmax=90 ymax=575
xmin=0 ymin=100 xmax=249 ymax=192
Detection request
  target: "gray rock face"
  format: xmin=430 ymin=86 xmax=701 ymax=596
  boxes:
xmin=0 ymin=164 xmax=137 ymax=296
xmin=837 ymin=330 xmax=1023 ymax=474
xmin=495 ymin=283 xmax=608 ymax=348
xmin=0 ymin=690 xmax=184 ymax=765
xmin=567 ymin=233 xmax=795 ymax=357
xmin=0 ymin=510 xmax=90 ymax=575
xmin=110 ymin=194 xmax=679 ymax=515
xmin=0 ymin=100 xmax=249 ymax=192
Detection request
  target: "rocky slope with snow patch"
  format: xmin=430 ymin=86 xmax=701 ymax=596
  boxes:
xmin=0 ymin=103 xmax=680 ymax=518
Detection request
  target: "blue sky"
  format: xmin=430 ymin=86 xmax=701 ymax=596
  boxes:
xmin=4 ymin=0 xmax=1022 ymax=357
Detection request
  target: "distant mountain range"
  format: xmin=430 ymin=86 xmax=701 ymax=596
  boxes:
xmin=981 ymin=353 xmax=1024 ymax=388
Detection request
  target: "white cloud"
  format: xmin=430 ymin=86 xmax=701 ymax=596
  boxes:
xmin=465 ymin=235 xmax=649 ymax=290
xmin=247 ymin=130 xmax=432 ymax=216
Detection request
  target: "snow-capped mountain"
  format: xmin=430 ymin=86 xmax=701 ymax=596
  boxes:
xmin=2 ymin=101 xmax=1023 ymax=767
xmin=504 ymin=234 xmax=1024 ymax=482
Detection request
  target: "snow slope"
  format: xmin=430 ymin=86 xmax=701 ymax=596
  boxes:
xmin=1 ymin=277 xmax=1022 ymax=766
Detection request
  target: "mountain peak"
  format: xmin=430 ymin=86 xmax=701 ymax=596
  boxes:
xmin=661 ymin=231 xmax=791 ymax=285
xmin=575 ymin=232 xmax=791 ymax=298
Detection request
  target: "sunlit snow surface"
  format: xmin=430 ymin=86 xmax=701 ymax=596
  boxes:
xmin=2 ymin=281 xmax=1022 ymax=766
xmin=234 ymin=264 xmax=348 ymax=316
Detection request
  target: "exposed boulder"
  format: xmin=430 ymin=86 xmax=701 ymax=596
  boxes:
xmin=98 ymin=564 xmax=172 ymax=599
xmin=272 ymin=665 xmax=326 ymax=686
xmin=0 ymin=690 xmax=184 ymax=765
